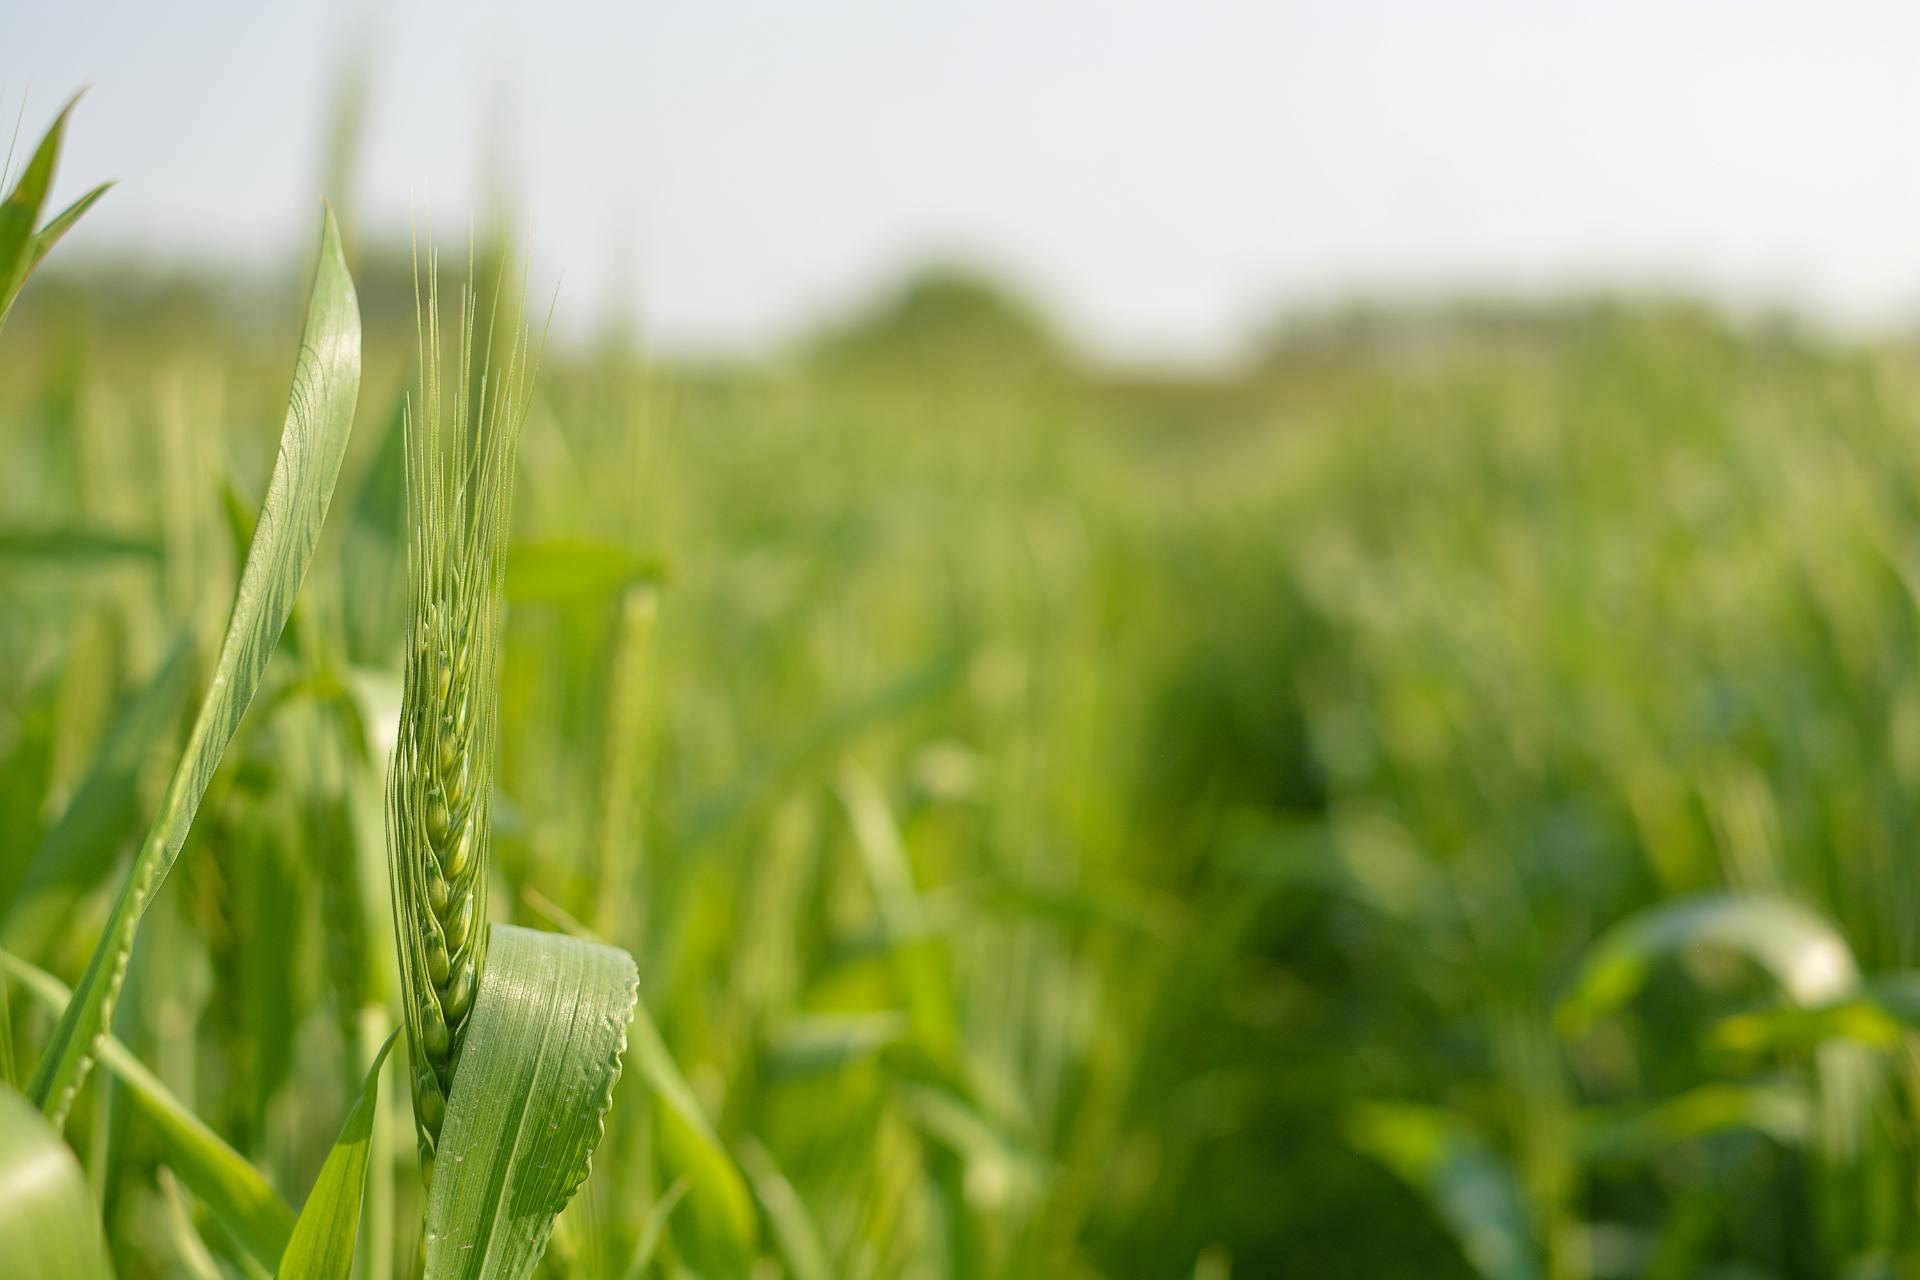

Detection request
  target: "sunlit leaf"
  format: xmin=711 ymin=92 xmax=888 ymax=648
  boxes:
xmin=425 ymin=924 xmax=637 ymax=1280
xmin=27 ymin=205 xmax=361 ymax=1129
xmin=279 ymin=1030 xmax=397 ymax=1279
xmin=0 ymin=93 xmax=85 ymax=328
xmin=24 ymin=182 xmax=112 ymax=277
xmin=1557 ymin=891 xmax=1876 ymax=1158
xmin=1556 ymin=892 xmax=1858 ymax=1037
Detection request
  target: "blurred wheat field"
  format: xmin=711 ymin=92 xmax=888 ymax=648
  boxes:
xmin=14 ymin=197 xmax=1920 ymax=1278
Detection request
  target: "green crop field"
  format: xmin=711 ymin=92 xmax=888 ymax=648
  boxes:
xmin=8 ymin=88 xmax=1920 ymax=1280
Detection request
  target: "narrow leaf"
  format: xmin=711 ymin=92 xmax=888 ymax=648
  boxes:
xmin=28 ymin=205 xmax=361 ymax=1128
xmin=1556 ymin=892 xmax=1876 ymax=1158
xmin=159 ymin=1168 xmax=229 ymax=1280
xmin=279 ymin=1030 xmax=397 ymax=1279
xmin=1556 ymin=892 xmax=1858 ymax=1037
xmin=425 ymin=924 xmax=638 ymax=1280
xmin=618 ymin=1178 xmax=687 ymax=1280
xmin=739 ymin=1139 xmax=831 ymax=1280
xmin=0 ymin=92 xmax=81 ymax=323
xmin=627 ymin=996 xmax=758 ymax=1273
xmin=24 ymin=181 xmax=113 ymax=275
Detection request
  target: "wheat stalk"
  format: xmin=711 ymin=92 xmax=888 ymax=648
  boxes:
xmin=388 ymin=239 xmax=539 ymax=1180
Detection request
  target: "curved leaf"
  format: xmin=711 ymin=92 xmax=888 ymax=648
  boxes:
xmin=27 ymin=205 xmax=361 ymax=1129
xmin=425 ymin=924 xmax=637 ymax=1280
xmin=1557 ymin=892 xmax=1876 ymax=1159
xmin=1556 ymin=892 xmax=1857 ymax=1037
xmin=0 ymin=1086 xmax=112 ymax=1279
xmin=279 ymin=1030 xmax=397 ymax=1279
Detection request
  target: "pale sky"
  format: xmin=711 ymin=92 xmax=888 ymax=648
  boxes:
xmin=10 ymin=1 xmax=1920 ymax=360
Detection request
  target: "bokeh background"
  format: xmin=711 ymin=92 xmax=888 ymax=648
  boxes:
xmin=13 ymin=3 xmax=1920 ymax=1277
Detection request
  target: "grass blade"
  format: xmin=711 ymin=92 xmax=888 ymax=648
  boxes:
xmin=0 ymin=92 xmax=106 ymax=330
xmin=627 ymin=995 xmax=758 ymax=1274
xmin=0 ymin=93 xmax=79 ymax=325
xmin=425 ymin=924 xmax=638 ymax=1280
xmin=26 ymin=205 xmax=361 ymax=1129
xmin=160 ymin=1167 xmax=229 ymax=1280
xmin=0 ymin=1086 xmax=112 ymax=1279
xmin=280 ymin=1030 xmax=399 ymax=1279
xmin=24 ymin=180 xmax=112 ymax=276
xmin=739 ymin=1139 xmax=832 ymax=1280
xmin=1556 ymin=892 xmax=1859 ymax=1037
xmin=618 ymin=1177 xmax=687 ymax=1280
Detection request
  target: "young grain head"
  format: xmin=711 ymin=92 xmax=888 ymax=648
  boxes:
xmin=387 ymin=241 xmax=541 ymax=1182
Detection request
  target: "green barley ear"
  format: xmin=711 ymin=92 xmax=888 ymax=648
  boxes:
xmin=388 ymin=240 xmax=540 ymax=1181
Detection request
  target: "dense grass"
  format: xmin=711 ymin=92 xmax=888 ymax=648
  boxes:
xmin=9 ymin=245 xmax=1920 ymax=1276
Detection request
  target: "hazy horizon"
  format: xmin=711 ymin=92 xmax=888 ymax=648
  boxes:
xmin=13 ymin=1 xmax=1920 ymax=361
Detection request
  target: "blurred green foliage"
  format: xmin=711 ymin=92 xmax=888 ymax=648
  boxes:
xmin=9 ymin=244 xmax=1920 ymax=1278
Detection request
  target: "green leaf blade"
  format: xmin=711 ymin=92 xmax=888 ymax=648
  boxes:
xmin=425 ymin=924 xmax=638 ymax=1280
xmin=0 ymin=93 xmax=80 ymax=315
xmin=279 ymin=1030 xmax=397 ymax=1280
xmin=24 ymin=180 xmax=113 ymax=275
xmin=1556 ymin=891 xmax=1858 ymax=1037
xmin=26 ymin=204 xmax=362 ymax=1129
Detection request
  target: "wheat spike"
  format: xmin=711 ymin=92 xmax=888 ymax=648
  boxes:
xmin=387 ymin=237 xmax=539 ymax=1180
